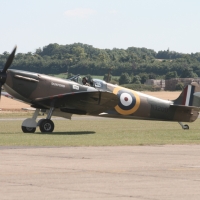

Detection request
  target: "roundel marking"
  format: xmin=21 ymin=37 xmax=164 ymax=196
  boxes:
xmin=113 ymin=87 xmax=140 ymax=115
xmin=120 ymin=93 xmax=132 ymax=107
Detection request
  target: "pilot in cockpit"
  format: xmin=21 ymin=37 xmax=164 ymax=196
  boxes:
xmin=82 ymin=77 xmax=90 ymax=86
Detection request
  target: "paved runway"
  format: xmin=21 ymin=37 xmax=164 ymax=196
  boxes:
xmin=1 ymin=145 xmax=200 ymax=200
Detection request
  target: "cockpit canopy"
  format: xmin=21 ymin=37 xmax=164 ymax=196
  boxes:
xmin=68 ymin=74 xmax=82 ymax=85
xmin=67 ymin=74 xmax=107 ymax=90
xmin=92 ymin=79 xmax=107 ymax=90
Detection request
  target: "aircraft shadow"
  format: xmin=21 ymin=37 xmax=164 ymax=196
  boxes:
xmin=34 ymin=131 xmax=96 ymax=135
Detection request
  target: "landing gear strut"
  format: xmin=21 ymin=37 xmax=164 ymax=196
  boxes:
xmin=21 ymin=108 xmax=55 ymax=133
xmin=178 ymin=122 xmax=189 ymax=130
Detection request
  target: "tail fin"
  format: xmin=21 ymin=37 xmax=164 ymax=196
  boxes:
xmin=173 ymin=82 xmax=200 ymax=107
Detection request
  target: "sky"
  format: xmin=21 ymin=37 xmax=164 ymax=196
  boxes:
xmin=1 ymin=0 xmax=200 ymax=54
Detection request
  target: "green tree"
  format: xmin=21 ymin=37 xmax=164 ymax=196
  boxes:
xmin=138 ymin=73 xmax=149 ymax=84
xmin=165 ymin=71 xmax=178 ymax=80
xmin=175 ymin=82 xmax=184 ymax=90
xmin=72 ymin=46 xmax=86 ymax=59
xmin=148 ymin=73 xmax=157 ymax=79
xmin=103 ymin=74 xmax=112 ymax=82
xmin=2 ymin=42 xmax=200 ymax=78
xmin=119 ymin=73 xmax=131 ymax=85
xmin=132 ymin=75 xmax=141 ymax=84
xmin=180 ymin=68 xmax=198 ymax=78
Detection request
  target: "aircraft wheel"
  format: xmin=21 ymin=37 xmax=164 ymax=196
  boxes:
xmin=37 ymin=119 xmax=45 ymax=126
xmin=39 ymin=119 xmax=54 ymax=133
xmin=21 ymin=126 xmax=36 ymax=133
xmin=183 ymin=124 xmax=189 ymax=130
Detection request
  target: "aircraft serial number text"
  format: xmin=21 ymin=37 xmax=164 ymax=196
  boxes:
xmin=151 ymin=105 xmax=169 ymax=113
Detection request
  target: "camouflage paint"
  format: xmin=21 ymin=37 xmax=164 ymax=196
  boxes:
xmin=4 ymin=69 xmax=200 ymax=123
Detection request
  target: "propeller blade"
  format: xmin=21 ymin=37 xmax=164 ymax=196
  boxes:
xmin=2 ymin=46 xmax=17 ymax=73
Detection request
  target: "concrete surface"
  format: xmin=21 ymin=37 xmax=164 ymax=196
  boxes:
xmin=1 ymin=145 xmax=200 ymax=200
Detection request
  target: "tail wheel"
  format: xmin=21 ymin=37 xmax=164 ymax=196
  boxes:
xmin=39 ymin=119 xmax=54 ymax=133
xmin=183 ymin=124 xmax=189 ymax=130
xmin=21 ymin=126 xmax=36 ymax=133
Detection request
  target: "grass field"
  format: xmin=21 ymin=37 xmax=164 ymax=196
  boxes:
xmin=0 ymin=114 xmax=200 ymax=146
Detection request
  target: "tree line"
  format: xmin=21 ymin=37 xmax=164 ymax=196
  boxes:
xmin=1 ymin=43 xmax=200 ymax=80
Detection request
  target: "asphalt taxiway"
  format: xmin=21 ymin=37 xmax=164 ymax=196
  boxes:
xmin=1 ymin=145 xmax=200 ymax=200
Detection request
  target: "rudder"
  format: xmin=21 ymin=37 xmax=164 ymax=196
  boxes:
xmin=173 ymin=82 xmax=200 ymax=107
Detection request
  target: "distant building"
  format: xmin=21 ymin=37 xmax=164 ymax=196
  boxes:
xmin=165 ymin=78 xmax=200 ymax=90
xmin=144 ymin=79 xmax=165 ymax=90
xmin=145 ymin=78 xmax=200 ymax=90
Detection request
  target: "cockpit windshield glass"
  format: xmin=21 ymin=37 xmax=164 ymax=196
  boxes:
xmin=67 ymin=75 xmax=107 ymax=89
xmin=67 ymin=74 xmax=82 ymax=84
xmin=92 ymin=79 xmax=107 ymax=90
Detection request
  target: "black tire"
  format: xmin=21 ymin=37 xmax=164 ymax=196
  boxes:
xmin=39 ymin=119 xmax=54 ymax=133
xmin=37 ymin=119 xmax=45 ymax=126
xmin=183 ymin=124 xmax=189 ymax=130
xmin=21 ymin=126 xmax=36 ymax=133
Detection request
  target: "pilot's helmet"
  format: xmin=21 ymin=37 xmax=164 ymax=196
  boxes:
xmin=82 ymin=77 xmax=88 ymax=82
xmin=82 ymin=77 xmax=88 ymax=84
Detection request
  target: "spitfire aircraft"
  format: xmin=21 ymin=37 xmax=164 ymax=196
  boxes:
xmin=1 ymin=47 xmax=200 ymax=133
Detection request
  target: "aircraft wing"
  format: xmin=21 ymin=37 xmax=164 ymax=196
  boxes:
xmin=34 ymin=91 xmax=118 ymax=115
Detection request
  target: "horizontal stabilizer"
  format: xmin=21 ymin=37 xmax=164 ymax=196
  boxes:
xmin=170 ymin=104 xmax=200 ymax=122
xmin=194 ymin=92 xmax=200 ymax=98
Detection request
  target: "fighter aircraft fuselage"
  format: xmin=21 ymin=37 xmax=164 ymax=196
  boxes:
xmin=4 ymin=69 xmax=199 ymax=123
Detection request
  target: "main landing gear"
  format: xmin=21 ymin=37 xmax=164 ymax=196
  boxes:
xmin=178 ymin=122 xmax=189 ymax=130
xmin=21 ymin=108 xmax=55 ymax=133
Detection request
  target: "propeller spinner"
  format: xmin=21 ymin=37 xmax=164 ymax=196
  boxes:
xmin=0 ymin=46 xmax=17 ymax=97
